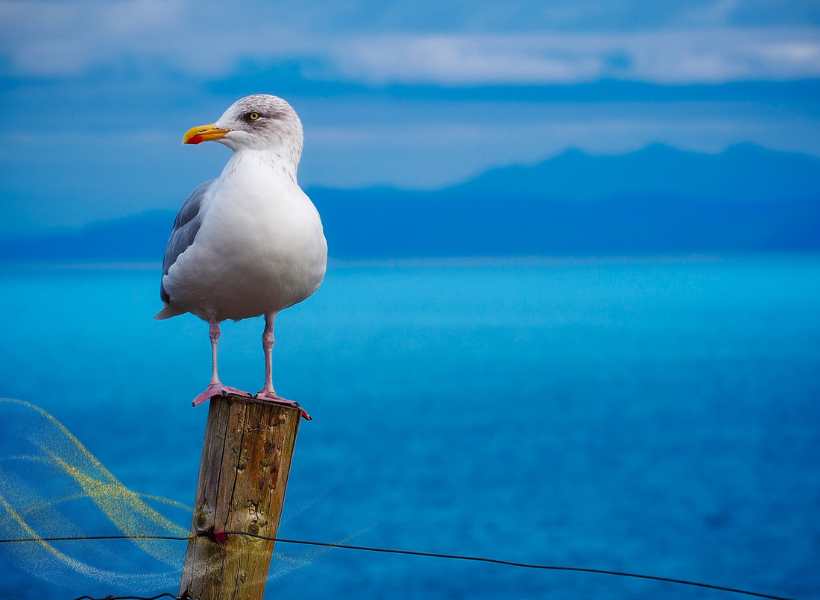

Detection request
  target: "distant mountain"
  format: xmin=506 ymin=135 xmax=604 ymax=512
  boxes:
xmin=0 ymin=211 xmax=174 ymax=261
xmin=2 ymin=144 xmax=819 ymax=260
xmin=449 ymin=142 xmax=820 ymax=201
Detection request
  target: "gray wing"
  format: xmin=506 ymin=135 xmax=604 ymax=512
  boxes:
xmin=160 ymin=180 xmax=212 ymax=303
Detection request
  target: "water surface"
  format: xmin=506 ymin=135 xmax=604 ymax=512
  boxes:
xmin=0 ymin=256 xmax=818 ymax=598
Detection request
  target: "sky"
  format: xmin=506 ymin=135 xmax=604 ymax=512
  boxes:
xmin=1 ymin=0 xmax=820 ymax=233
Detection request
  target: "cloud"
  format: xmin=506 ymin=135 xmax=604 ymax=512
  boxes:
xmin=331 ymin=29 xmax=820 ymax=84
xmin=1 ymin=1 xmax=819 ymax=84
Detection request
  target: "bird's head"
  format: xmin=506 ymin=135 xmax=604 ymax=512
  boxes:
xmin=182 ymin=94 xmax=303 ymax=163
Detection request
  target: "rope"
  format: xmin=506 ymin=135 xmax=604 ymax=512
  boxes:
xmin=0 ymin=532 xmax=792 ymax=599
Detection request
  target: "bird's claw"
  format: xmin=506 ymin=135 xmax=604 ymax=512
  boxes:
xmin=254 ymin=390 xmax=312 ymax=420
xmin=191 ymin=383 xmax=250 ymax=407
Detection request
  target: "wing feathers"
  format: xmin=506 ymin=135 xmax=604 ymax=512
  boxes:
xmin=159 ymin=180 xmax=213 ymax=305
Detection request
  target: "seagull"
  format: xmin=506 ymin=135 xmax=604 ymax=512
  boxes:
xmin=156 ymin=94 xmax=327 ymax=410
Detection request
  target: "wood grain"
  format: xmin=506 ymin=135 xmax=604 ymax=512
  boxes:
xmin=179 ymin=393 xmax=301 ymax=600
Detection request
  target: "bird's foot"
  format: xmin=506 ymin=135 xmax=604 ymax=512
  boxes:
xmin=255 ymin=390 xmax=312 ymax=421
xmin=192 ymin=383 xmax=250 ymax=407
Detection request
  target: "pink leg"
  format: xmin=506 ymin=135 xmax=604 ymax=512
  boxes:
xmin=255 ymin=314 xmax=300 ymax=410
xmin=192 ymin=320 xmax=248 ymax=407
xmin=256 ymin=313 xmax=278 ymax=398
xmin=208 ymin=320 xmax=221 ymax=384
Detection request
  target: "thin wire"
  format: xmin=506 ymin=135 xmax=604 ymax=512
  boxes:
xmin=0 ymin=533 xmax=792 ymax=600
xmin=0 ymin=534 xmax=190 ymax=544
xmin=237 ymin=532 xmax=792 ymax=600
xmin=73 ymin=594 xmax=183 ymax=600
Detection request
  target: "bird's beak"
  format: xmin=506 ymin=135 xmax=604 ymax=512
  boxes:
xmin=182 ymin=123 xmax=229 ymax=145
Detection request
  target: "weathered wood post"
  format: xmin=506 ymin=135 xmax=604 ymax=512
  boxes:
xmin=179 ymin=393 xmax=304 ymax=600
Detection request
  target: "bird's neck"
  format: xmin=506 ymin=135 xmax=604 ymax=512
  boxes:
xmin=224 ymin=146 xmax=300 ymax=184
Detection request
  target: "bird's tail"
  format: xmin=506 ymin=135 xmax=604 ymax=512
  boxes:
xmin=154 ymin=304 xmax=186 ymax=320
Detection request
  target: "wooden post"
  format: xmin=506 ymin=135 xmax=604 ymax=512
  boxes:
xmin=179 ymin=393 xmax=302 ymax=600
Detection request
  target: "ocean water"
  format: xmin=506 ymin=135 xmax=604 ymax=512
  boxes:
xmin=0 ymin=256 xmax=818 ymax=599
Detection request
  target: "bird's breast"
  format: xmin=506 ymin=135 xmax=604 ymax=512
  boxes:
xmin=189 ymin=166 xmax=327 ymax=319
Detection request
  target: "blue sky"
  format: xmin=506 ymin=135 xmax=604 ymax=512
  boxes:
xmin=1 ymin=0 xmax=820 ymax=233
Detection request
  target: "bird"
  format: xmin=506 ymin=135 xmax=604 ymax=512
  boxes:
xmin=156 ymin=94 xmax=327 ymax=410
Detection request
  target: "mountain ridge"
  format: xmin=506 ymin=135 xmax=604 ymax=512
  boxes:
xmin=2 ymin=143 xmax=819 ymax=260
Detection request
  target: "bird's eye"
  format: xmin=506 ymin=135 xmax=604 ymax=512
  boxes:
xmin=247 ymin=112 xmax=261 ymax=122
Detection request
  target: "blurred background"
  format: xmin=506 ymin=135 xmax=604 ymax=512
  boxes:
xmin=1 ymin=1 xmax=819 ymax=598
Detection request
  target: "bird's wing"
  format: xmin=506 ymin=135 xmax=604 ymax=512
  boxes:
xmin=160 ymin=180 xmax=212 ymax=302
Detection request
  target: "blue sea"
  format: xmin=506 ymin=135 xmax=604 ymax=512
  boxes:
xmin=0 ymin=256 xmax=818 ymax=599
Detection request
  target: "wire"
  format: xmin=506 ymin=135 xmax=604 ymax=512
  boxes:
xmin=237 ymin=532 xmax=792 ymax=600
xmin=73 ymin=594 xmax=184 ymax=600
xmin=0 ymin=534 xmax=190 ymax=544
xmin=0 ymin=533 xmax=792 ymax=600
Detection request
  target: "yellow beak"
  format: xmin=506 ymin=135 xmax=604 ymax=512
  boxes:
xmin=182 ymin=123 xmax=229 ymax=145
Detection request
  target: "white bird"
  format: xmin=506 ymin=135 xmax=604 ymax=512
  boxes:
xmin=156 ymin=94 xmax=327 ymax=410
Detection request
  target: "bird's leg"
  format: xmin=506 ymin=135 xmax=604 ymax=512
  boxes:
xmin=209 ymin=320 xmax=221 ymax=384
xmin=255 ymin=314 xmax=300 ymax=409
xmin=191 ymin=320 xmax=248 ymax=407
xmin=257 ymin=313 xmax=278 ymax=398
